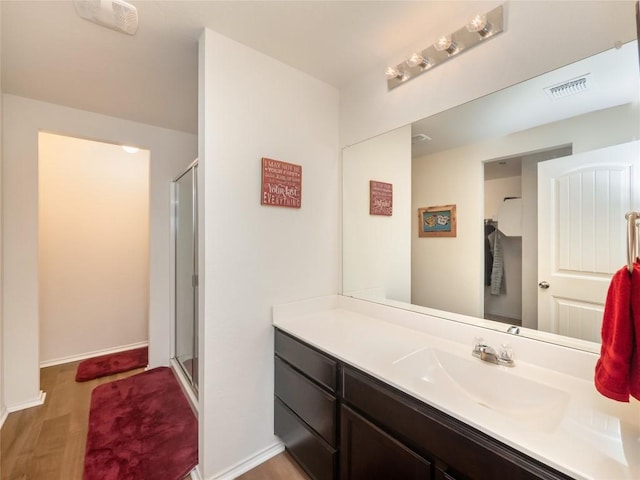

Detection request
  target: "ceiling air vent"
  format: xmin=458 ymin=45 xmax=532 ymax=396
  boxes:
xmin=74 ymin=0 xmax=138 ymax=35
xmin=412 ymin=133 xmax=432 ymax=144
xmin=544 ymin=74 xmax=591 ymax=100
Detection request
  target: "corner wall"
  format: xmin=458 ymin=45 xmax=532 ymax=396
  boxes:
xmin=343 ymin=126 xmax=412 ymax=303
xmin=199 ymin=28 xmax=339 ymax=479
xmin=1 ymin=95 xmax=196 ymax=410
xmin=0 ymin=1 xmax=6 ymax=430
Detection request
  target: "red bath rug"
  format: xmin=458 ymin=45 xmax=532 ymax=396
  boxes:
xmin=83 ymin=367 xmax=198 ymax=480
xmin=75 ymin=346 xmax=148 ymax=382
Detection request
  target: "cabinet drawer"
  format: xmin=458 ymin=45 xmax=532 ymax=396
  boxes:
xmin=275 ymin=329 xmax=337 ymax=392
xmin=341 ymin=404 xmax=431 ymax=480
xmin=342 ymin=367 xmax=570 ymax=480
xmin=275 ymin=356 xmax=337 ymax=446
xmin=275 ymin=397 xmax=337 ymax=480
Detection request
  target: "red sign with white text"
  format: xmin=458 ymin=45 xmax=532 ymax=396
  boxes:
xmin=370 ymin=181 xmax=393 ymax=216
xmin=261 ymin=157 xmax=302 ymax=208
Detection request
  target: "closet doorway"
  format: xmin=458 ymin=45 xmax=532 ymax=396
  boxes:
xmin=172 ymin=161 xmax=198 ymax=394
xmin=38 ymin=133 xmax=150 ymax=366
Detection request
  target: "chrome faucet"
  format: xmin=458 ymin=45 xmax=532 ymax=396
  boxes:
xmin=506 ymin=325 xmax=520 ymax=335
xmin=472 ymin=337 xmax=515 ymax=367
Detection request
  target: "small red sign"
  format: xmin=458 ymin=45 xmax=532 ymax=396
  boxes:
xmin=370 ymin=181 xmax=393 ymax=216
xmin=261 ymin=157 xmax=302 ymax=208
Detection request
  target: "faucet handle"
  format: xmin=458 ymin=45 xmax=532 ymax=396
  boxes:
xmin=499 ymin=343 xmax=514 ymax=362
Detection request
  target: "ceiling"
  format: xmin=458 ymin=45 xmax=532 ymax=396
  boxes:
xmin=1 ymin=0 xmax=501 ymax=135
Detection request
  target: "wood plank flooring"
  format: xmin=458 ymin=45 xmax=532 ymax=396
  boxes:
xmin=236 ymin=452 xmax=310 ymax=480
xmin=1 ymin=361 xmax=145 ymax=480
xmin=1 ymin=361 xmax=309 ymax=480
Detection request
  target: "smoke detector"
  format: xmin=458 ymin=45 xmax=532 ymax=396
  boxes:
xmin=544 ymin=74 xmax=591 ymax=100
xmin=74 ymin=0 xmax=139 ymax=35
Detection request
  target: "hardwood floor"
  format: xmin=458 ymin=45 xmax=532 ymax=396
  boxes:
xmin=236 ymin=452 xmax=311 ymax=480
xmin=1 ymin=361 xmax=145 ymax=480
xmin=1 ymin=361 xmax=308 ymax=480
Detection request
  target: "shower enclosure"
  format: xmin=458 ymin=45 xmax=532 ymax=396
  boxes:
xmin=173 ymin=160 xmax=198 ymax=393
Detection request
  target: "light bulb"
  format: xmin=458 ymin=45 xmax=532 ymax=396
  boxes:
xmin=407 ymin=52 xmax=430 ymax=69
xmin=434 ymin=35 xmax=457 ymax=55
xmin=385 ymin=66 xmax=404 ymax=80
xmin=467 ymin=13 xmax=492 ymax=36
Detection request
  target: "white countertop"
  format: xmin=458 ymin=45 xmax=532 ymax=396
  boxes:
xmin=273 ymin=296 xmax=640 ymax=480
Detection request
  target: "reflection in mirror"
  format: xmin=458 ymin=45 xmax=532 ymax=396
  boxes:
xmin=343 ymin=41 xmax=640 ymax=352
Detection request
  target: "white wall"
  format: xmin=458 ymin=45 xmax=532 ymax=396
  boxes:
xmin=343 ymin=126 xmax=412 ymax=303
xmin=38 ymin=133 xmax=149 ymax=365
xmin=484 ymin=176 xmax=521 ymax=220
xmin=411 ymin=103 xmax=640 ymax=320
xmin=2 ymin=94 xmax=196 ymax=409
xmin=0 ymin=1 xmax=6 ymax=431
xmin=199 ymin=28 xmax=339 ymax=479
xmin=340 ymin=1 xmax=637 ymax=148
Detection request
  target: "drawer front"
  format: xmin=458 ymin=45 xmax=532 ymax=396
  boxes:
xmin=342 ymin=367 xmax=570 ymax=480
xmin=275 ymin=356 xmax=337 ymax=446
xmin=275 ymin=397 xmax=337 ymax=480
xmin=275 ymin=329 xmax=337 ymax=392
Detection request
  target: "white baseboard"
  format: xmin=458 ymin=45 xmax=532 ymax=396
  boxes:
xmin=0 ymin=406 xmax=9 ymax=429
xmin=208 ymin=442 xmax=285 ymax=480
xmin=6 ymin=390 xmax=47 ymax=413
xmin=39 ymin=341 xmax=149 ymax=368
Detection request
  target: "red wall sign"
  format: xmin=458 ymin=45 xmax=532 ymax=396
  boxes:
xmin=370 ymin=180 xmax=393 ymax=216
xmin=261 ymin=157 xmax=302 ymax=208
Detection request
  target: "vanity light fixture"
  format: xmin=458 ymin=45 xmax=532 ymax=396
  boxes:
xmin=386 ymin=4 xmax=504 ymax=90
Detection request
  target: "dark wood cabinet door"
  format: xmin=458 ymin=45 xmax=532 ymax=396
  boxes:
xmin=340 ymin=405 xmax=431 ymax=480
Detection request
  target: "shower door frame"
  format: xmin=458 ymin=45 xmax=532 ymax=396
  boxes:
xmin=171 ymin=159 xmax=199 ymax=396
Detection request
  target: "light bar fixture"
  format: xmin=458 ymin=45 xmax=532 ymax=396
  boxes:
xmin=386 ymin=5 xmax=504 ymax=90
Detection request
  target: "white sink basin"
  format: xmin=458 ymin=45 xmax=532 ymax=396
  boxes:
xmin=393 ymin=348 xmax=570 ymax=432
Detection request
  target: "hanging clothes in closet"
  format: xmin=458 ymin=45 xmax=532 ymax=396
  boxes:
xmin=485 ymin=221 xmax=506 ymax=295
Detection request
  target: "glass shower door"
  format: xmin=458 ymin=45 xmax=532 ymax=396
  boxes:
xmin=174 ymin=163 xmax=198 ymax=392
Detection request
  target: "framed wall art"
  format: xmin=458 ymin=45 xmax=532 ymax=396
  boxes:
xmin=261 ymin=157 xmax=302 ymax=208
xmin=369 ymin=180 xmax=393 ymax=216
xmin=418 ymin=204 xmax=457 ymax=237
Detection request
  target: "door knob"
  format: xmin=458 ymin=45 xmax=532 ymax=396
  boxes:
xmin=538 ymin=281 xmax=550 ymax=289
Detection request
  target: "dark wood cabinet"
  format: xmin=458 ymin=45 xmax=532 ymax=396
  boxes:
xmin=341 ymin=366 xmax=572 ymax=480
xmin=274 ymin=328 xmax=574 ymax=480
xmin=274 ymin=329 xmax=338 ymax=480
xmin=340 ymin=404 xmax=431 ymax=480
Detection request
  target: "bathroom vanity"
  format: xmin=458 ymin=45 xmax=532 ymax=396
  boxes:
xmin=273 ymin=295 xmax=640 ymax=480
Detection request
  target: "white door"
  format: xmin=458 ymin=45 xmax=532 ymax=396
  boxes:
xmin=538 ymin=141 xmax=640 ymax=342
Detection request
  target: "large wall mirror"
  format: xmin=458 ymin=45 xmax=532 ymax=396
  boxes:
xmin=343 ymin=40 xmax=640 ymax=353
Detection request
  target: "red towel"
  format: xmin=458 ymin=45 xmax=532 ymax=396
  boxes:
xmin=595 ymin=263 xmax=640 ymax=402
xmin=630 ymin=262 xmax=640 ymax=401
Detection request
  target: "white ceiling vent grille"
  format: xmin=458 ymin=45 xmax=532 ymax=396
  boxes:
xmin=74 ymin=0 xmax=138 ymax=35
xmin=412 ymin=133 xmax=432 ymax=144
xmin=544 ymin=75 xmax=591 ymax=100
